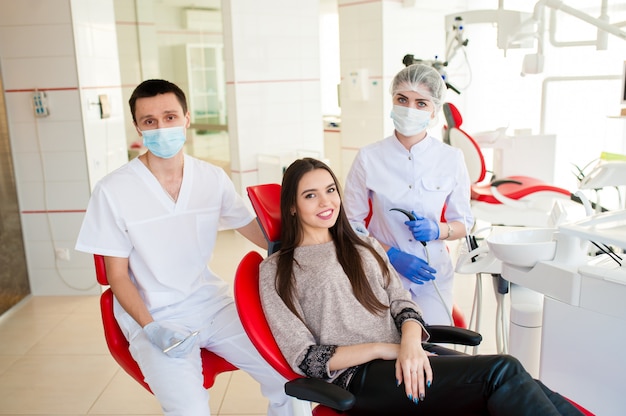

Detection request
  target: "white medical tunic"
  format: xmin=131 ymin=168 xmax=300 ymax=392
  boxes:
xmin=344 ymin=134 xmax=473 ymax=325
xmin=76 ymin=155 xmax=254 ymax=333
xmin=76 ymin=155 xmax=293 ymax=415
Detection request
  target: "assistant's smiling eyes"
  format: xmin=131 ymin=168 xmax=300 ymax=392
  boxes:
xmin=394 ymin=93 xmax=431 ymax=110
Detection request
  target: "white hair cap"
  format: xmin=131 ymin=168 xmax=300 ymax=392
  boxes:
xmin=390 ymin=64 xmax=446 ymax=111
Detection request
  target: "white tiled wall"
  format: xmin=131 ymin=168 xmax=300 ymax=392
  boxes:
xmin=223 ymin=0 xmax=324 ymax=193
xmin=0 ymin=0 xmax=125 ymax=296
xmin=337 ymin=0 xmax=384 ymax=166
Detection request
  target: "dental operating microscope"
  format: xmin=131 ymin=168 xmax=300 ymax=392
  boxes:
xmin=403 ymin=16 xmax=468 ymax=95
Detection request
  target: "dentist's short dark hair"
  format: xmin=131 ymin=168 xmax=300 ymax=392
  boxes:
xmin=128 ymin=79 xmax=188 ymax=123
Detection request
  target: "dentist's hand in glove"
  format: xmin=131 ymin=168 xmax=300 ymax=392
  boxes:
xmin=405 ymin=213 xmax=440 ymax=242
xmin=143 ymin=321 xmax=199 ymax=358
xmin=387 ymin=247 xmax=436 ymax=285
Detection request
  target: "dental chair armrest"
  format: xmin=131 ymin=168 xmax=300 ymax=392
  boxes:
xmin=425 ymin=325 xmax=483 ymax=346
xmin=285 ymin=378 xmax=356 ymax=411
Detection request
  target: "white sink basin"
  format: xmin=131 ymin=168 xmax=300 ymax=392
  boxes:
xmin=486 ymin=228 xmax=557 ymax=268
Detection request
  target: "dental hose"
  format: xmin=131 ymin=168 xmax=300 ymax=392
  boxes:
xmin=421 ymin=241 xmax=455 ymax=326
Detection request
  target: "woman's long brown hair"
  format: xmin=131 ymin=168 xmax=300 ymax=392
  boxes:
xmin=275 ymin=158 xmax=391 ymax=319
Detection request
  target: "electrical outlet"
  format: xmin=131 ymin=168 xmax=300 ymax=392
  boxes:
xmin=33 ymin=90 xmax=50 ymax=117
xmin=55 ymin=248 xmax=71 ymax=261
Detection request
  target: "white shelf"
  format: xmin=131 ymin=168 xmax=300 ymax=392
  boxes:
xmin=175 ymin=43 xmax=226 ymax=126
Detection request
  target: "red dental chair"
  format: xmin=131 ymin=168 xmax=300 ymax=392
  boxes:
xmin=235 ymin=251 xmax=355 ymax=415
xmin=248 ymin=183 xmax=469 ymax=329
xmin=233 ymin=184 xmax=484 ymax=415
xmin=94 ymin=254 xmax=237 ymax=393
xmin=443 ymin=102 xmax=574 ymax=227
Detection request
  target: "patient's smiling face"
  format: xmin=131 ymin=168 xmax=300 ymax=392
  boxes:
xmin=295 ymin=168 xmax=340 ymax=245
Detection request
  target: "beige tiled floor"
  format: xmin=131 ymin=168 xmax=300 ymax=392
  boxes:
xmin=0 ymin=230 xmax=499 ymax=415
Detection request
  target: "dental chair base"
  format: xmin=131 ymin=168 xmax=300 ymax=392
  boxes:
xmin=508 ymin=285 xmax=543 ymax=378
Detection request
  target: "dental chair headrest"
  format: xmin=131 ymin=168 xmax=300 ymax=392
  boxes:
xmin=443 ymin=102 xmax=463 ymax=129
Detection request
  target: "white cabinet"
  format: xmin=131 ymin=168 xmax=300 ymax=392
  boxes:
xmin=175 ymin=44 xmax=226 ymax=126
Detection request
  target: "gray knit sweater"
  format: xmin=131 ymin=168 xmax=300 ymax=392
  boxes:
xmin=259 ymin=236 xmax=427 ymax=388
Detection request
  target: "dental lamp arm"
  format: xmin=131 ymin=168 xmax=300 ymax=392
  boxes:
xmin=515 ymin=0 xmax=626 ymax=54
xmin=445 ymin=16 xmax=469 ymax=63
xmin=543 ymin=0 xmax=626 ymax=41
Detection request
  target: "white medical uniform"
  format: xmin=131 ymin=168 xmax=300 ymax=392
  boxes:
xmin=76 ymin=155 xmax=291 ymax=416
xmin=344 ymin=134 xmax=473 ymax=325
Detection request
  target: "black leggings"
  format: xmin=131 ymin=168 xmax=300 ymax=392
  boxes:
xmin=347 ymin=354 xmax=584 ymax=416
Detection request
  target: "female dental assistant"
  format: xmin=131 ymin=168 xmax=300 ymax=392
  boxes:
xmin=343 ymin=64 xmax=473 ymax=325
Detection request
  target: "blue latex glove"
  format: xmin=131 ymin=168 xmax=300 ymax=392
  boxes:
xmin=387 ymin=247 xmax=436 ymax=285
xmin=143 ymin=321 xmax=198 ymax=358
xmin=405 ymin=212 xmax=440 ymax=242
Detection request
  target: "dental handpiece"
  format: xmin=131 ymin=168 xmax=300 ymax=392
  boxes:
xmin=162 ymin=330 xmax=199 ymax=353
xmin=390 ymin=208 xmax=427 ymax=248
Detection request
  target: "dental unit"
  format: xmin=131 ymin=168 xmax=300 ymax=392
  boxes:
xmin=455 ymin=160 xmax=626 ymax=415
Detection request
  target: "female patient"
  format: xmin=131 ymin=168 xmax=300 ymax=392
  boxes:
xmin=259 ymin=157 xmax=583 ymax=415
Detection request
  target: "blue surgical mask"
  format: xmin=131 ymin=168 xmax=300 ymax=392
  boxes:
xmin=390 ymin=105 xmax=432 ymax=137
xmin=142 ymin=126 xmax=186 ymax=159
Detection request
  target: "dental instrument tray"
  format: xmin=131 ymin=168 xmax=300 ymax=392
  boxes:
xmin=558 ymin=209 xmax=626 ymax=251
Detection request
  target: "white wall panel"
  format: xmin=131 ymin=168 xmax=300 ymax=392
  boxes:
xmin=0 ymin=0 xmax=71 ymax=26
xmin=0 ymin=25 xmax=75 ymax=58
xmin=1 ymin=57 xmax=78 ymax=90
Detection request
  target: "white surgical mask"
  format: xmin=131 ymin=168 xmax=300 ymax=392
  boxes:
xmin=390 ymin=105 xmax=431 ymax=137
xmin=142 ymin=126 xmax=186 ymax=159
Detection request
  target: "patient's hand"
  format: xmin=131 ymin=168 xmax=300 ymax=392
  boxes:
xmin=396 ymin=322 xmax=433 ymax=404
xmin=396 ymin=344 xmax=432 ymax=405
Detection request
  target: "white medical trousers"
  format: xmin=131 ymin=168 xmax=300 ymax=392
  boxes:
xmin=128 ymin=300 xmax=291 ymax=416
